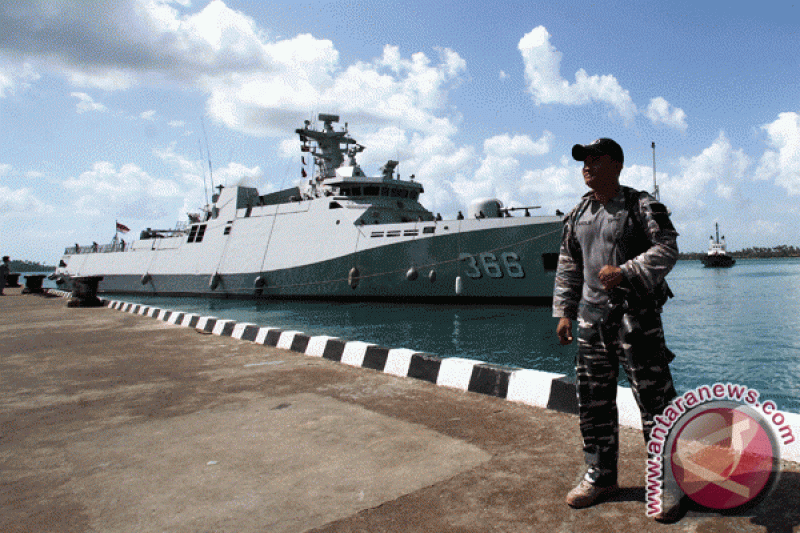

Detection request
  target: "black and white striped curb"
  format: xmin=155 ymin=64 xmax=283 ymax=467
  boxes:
xmin=46 ymin=290 xmax=800 ymax=462
xmin=47 ymin=289 xmax=73 ymax=298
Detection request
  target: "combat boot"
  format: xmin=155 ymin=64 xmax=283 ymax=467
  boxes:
xmin=565 ymin=478 xmax=619 ymax=508
xmin=652 ymin=487 xmax=684 ymax=523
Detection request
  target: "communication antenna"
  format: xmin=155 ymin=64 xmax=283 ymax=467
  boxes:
xmin=200 ymin=116 xmax=215 ymax=195
xmin=652 ymin=141 xmax=660 ymax=201
xmin=198 ymin=139 xmax=209 ymax=206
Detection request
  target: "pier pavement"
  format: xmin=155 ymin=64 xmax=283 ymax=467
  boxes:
xmin=1 ymin=287 xmax=799 ymax=532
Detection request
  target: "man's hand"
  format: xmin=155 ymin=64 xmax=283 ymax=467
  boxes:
xmin=598 ymin=265 xmax=624 ymax=290
xmin=556 ymin=317 xmax=573 ymax=345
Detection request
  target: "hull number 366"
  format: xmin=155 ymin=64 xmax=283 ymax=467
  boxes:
xmin=459 ymin=252 xmax=525 ymax=279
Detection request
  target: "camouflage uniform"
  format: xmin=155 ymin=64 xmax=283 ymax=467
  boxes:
xmin=553 ymin=186 xmax=678 ymax=486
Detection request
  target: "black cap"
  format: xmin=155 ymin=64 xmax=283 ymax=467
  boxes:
xmin=572 ymin=138 xmax=624 ymax=164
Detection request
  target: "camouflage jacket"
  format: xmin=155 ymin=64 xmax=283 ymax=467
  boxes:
xmin=553 ymin=186 xmax=679 ymax=319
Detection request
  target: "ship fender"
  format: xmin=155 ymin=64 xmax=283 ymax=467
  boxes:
xmin=141 ymin=273 xmax=152 ymax=285
xmin=209 ymin=272 xmax=221 ymax=291
xmin=254 ymin=276 xmax=266 ymax=295
xmin=428 ymin=269 xmax=437 ymax=283
xmin=348 ymin=267 xmax=360 ymax=290
xmin=406 ymin=267 xmax=418 ymax=281
xmin=455 ymin=275 xmax=463 ymax=295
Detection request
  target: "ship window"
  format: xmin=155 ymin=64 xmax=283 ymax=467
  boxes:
xmin=195 ymin=224 xmax=207 ymax=243
xmin=352 ymin=187 xmax=362 ymax=196
xmin=423 ymin=227 xmax=435 ymax=234
xmin=410 ymin=192 xmax=418 ymax=200
xmin=224 ymin=226 xmax=232 ymax=235
xmin=399 ymin=189 xmax=409 ymax=198
xmin=389 ymin=189 xmax=401 ymax=198
xmin=329 ymin=201 xmax=342 ymax=209
xmin=386 ymin=230 xmax=401 ymax=237
xmin=371 ymin=231 xmax=384 ymax=238
xmin=188 ymin=225 xmax=199 ymax=242
xmin=364 ymin=186 xmax=379 ymax=196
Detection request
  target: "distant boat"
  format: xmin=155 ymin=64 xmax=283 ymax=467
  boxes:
xmin=701 ymin=223 xmax=736 ymax=268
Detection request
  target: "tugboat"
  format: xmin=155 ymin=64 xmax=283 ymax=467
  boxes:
xmin=701 ymin=223 xmax=736 ymax=268
xmin=53 ymin=114 xmax=564 ymax=303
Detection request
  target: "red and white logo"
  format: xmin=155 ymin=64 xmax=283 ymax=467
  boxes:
xmin=667 ymin=402 xmax=779 ymax=511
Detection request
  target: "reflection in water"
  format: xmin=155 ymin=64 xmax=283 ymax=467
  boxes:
xmin=451 ymin=313 xmax=461 ymax=354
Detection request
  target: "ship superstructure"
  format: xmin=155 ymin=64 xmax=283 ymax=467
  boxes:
xmin=55 ymin=114 xmax=563 ymax=303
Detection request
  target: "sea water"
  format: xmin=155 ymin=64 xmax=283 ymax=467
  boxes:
xmin=35 ymin=258 xmax=800 ymax=413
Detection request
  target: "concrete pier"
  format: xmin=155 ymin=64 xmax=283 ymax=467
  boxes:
xmin=1 ymin=287 xmax=799 ymax=532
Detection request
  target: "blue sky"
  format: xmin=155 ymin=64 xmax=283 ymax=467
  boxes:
xmin=1 ymin=0 xmax=798 ymax=263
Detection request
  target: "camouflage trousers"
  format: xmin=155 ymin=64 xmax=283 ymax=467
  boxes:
xmin=575 ymin=303 xmax=677 ymax=485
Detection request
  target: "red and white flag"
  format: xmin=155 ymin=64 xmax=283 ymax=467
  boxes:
xmin=116 ymin=221 xmax=130 ymax=233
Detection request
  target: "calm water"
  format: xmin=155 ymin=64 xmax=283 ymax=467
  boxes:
xmin=36 ymin=258 xmax=800 ymax=413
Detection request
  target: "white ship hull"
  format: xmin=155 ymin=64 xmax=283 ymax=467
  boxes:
xmin=59 ymin=210 xmax=561 ymax=303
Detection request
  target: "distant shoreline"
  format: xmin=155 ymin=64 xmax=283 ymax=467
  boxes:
xmin=679 ymin=253 xmax=800 ymax=261
xmin=7 ymin=261 xmax=55 ymax=273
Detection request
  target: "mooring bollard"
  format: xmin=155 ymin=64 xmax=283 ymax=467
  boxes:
xmin=22 ymin=274 xmax=46 ymax=294
xmin=6 ymin=273 xmax=21 ymax=288
xmin=67 ymin=276 xmax=104 ymax=307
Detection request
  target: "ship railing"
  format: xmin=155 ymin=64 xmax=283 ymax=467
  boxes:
xmin=66 ymin=242 xmax=129 ymax=255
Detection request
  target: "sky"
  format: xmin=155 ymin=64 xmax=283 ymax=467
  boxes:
xmin=1 ymin=0 xmax=798 ymax=264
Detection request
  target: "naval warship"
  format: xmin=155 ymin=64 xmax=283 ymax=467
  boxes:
xmin=54 ymin=114 xmax=563 ymax=303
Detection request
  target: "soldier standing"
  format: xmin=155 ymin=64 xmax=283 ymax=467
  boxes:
xmin=553 ymin=138 xmax=681 ymax=522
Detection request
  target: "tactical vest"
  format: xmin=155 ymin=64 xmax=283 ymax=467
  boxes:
xmin=568 ymin=186 xmax=673 ymax=310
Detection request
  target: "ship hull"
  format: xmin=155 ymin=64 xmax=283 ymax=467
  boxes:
xmin=57 ymin=217 xmax=563 ymax=304
xmin=701 ymin=255 xmax=736 ymax=268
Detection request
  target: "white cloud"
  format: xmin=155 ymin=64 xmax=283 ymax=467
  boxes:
xmin=0 ymin=0 xmax=273 ymax=85
xmin=2 ymin=0 xmax=467 ymax=154
xmin=0 ymin=185 xmax=53 ymax=215
xmin=518 ymin=158 xmax=583 ymax=214
xmin=483 ymin=132 xmax=553 ymax=158
xmin=517 ymin=26 xmax=689 ymax=131
xmin=140 ymin=109 xmax=157 ymax=121
xmin=664 ymin=132 xmax=751 ymax=212
xmin=67 ymin=68 xmax=137 ymax=91
xmin=518 ymin=26 xmax=637 ymax=122
xmin=755 ymin=112 xmax=800 ymax=195
xmin=645 ymin=97 xmax=687 ymax=131
xmin=62 ymin=161 xmax=182 ymax=218
xmin=206 ymin=42 xmax=466 ymax=138
xmin=499 ymin=70 xmax=508 ymax=80
xmin=0 ymin=59 xmax=39 ymax=97
xmin=168 ymin=120 xmax=185 ymax=128
xmin=71 ymin=92 xmax=108 ymax=113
